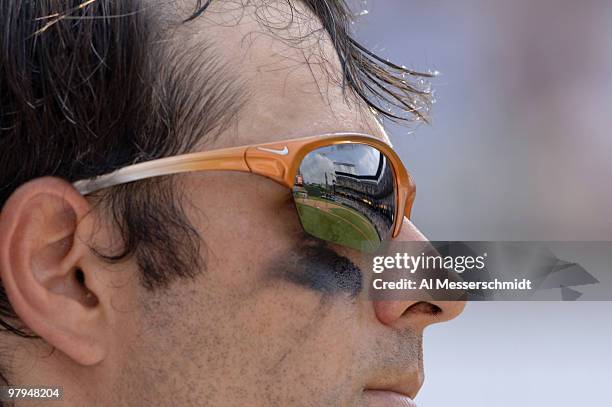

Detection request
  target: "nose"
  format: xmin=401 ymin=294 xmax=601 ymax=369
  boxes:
xmin=373 ymin=218 xmax=465 ymax=330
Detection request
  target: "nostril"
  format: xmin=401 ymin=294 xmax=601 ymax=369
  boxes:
xmin=75 ymin=268 xmax=85 ymax=286
xmin=404 ymin=301 xmax=442 ymax=317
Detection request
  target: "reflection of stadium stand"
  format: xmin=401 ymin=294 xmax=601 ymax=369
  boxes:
xmin=332 ymin=153 xmax=395 ymax=239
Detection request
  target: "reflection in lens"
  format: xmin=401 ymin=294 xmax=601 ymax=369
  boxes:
xmin=292 ymin=144 xmax=396 ymax=252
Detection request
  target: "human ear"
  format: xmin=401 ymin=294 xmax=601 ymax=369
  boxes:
xmin=0 ymin=177 xmax=110 ymax=365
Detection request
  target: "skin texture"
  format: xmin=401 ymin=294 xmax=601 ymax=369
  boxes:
xmin=0 ymin=2 xmax=464 ymax=406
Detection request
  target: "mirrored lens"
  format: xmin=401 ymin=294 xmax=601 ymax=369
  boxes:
xmin=292 ymin=143 xmax=396 ymax=252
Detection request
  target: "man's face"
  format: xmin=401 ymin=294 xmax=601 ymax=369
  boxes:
xmin=3 ymin=3 xmax=462 ymax=406
xmin=93 ymin=4 xmax=464 ymax=406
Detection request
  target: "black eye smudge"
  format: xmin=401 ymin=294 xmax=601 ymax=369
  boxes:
xmin=279 ymin=235 xmax=363 ymax=297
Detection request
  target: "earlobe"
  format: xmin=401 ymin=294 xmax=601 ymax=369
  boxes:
xmin=0 ymin=177 xmax=109 ymax=366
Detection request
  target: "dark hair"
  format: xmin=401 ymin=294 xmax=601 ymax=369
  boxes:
xmin=0 ymin=0 xmax=433 ymax=386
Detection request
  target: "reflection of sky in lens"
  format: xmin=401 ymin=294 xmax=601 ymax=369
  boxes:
xmin=300 ymin=152 xmax=336 ymax=184
xmin=300 ymin=145 xmax=382 ymax=184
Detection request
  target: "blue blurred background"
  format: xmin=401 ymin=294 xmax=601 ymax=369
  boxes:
xmin=353 ymin=1 xmax=612 ymax=405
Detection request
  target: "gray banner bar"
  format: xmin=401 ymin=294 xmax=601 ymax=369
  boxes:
xmin=363 ymin=242 xmax=612 ymax=301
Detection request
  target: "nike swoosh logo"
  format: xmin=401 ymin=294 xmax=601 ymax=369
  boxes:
xmin=256 ymin=146 xmax=289 ymax=155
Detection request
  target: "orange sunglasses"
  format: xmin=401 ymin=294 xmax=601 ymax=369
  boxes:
xmin=74 ymin=133 xmax=415 ymax=252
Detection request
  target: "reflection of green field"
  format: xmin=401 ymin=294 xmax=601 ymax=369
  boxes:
xmin=295 ymin=199 xmax=380 ymax=251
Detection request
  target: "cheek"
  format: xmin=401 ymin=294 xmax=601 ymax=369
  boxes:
xmin=225 ymin=285 xmax=364 ymax=404
xmin=167 ymin=265 xmax=362 ymax=405
xmin=178 ymin=173 xmax=366 ymax=403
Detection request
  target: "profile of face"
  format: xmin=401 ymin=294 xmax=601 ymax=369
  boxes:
xmin=0 ymin=1 xmax=464 ymax=406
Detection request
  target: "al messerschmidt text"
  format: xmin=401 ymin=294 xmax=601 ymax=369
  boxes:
xmin=372 ymin=278 xmax=533 ymax=291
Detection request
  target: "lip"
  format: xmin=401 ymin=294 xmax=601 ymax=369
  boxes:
xmin=362 ymin=390 xmax=417 ymax=407
xmin=363 ymin=371 xmax=422 ymax=407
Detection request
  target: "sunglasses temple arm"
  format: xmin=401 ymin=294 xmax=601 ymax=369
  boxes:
xmin=74 ymin=147 xmax=251 ymax=195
